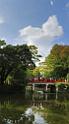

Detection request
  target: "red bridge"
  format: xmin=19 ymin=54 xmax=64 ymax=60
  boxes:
xmin=29 ymin=78 xmax=65 ymax=83
xmin=28 ymin=78 xmax=66 ymax=91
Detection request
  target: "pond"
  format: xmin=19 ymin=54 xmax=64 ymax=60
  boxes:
xmin=0 ymin=92 xmax=69 ymax=124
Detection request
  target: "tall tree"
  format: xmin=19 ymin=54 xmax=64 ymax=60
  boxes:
xmin=43 ymin=44 xmax=69 ymax=79
xmin=29 ymin=45 xmax=42 ymax=63
xmin=0 ymin=43 xmax=34 ymax=85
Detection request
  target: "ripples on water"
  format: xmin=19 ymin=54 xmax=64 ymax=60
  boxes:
xmin=0 ymin=93 xmax=69 ymax=124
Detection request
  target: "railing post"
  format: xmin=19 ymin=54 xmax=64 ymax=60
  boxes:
xmin=33 ymin=83 xmax=35 ymax=91
xmin=56 ymin=86 xmax=58 ymax=92
xmin=56 ymin=86 xmax=58 ymax=100
xmin=46 ymin=84 xmax=48 ymax=91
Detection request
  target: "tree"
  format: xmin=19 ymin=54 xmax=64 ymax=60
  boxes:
xmin=29 ymin=45 xmax=42 ymax=63
xmin=13 ymin=66 xmax=27 ymax=92
xmin=0 ymin=40 xmax=6 ymax=48
xmin=0 ymin=42 xmax=34 ymax=85
xmin=43 ymin=44 xmax=69 ymax=79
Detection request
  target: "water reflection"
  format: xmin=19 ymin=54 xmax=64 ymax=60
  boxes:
xmin=0 ymin=93 xmax=69 ymax=124
xmin=33 ymin=112 xmax=47 ymax=124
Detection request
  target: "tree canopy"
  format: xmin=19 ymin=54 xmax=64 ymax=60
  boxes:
xmin=43 ymin=44 xmax=69 ymax=79
xmin=34 ymin=44 xmax=69 ymax=80
xmin=0 ymin=40 xmax=35 ymax=85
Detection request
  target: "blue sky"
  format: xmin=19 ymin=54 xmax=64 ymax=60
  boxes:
xmin=0 ymin=0 xmax=69 ymax=58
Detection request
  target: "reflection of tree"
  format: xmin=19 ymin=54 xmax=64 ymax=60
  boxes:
xmin=43 ymin=101 xmax=69 ymax=124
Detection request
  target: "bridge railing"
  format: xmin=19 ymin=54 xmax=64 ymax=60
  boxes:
xmin=29 ymin=78 xmax=65 ymax=83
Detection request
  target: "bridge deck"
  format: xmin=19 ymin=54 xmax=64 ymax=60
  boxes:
xmin=29 ymin=79 xmax=66 ymax=84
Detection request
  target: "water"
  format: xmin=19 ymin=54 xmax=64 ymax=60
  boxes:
xmin=0 ymin=93 xmax=69 ymax=124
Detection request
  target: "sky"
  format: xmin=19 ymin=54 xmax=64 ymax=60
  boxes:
xmin=0 ymin=0 xmax=69 ymax=60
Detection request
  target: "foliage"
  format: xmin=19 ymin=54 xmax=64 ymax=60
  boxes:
xmin=13 ymin=66 xmax=27 ymax=91
xmin=29 ymin=45 xmax=42 ymax=63
xmin=0 ymin=40 xmax=6 ymax=48
xmin=0 ymin=40 xmax=35 ymax=86
xmin=43 ymin=44 xmax=69 ymax=79
xmin=26 ymin=69 xmax=33 ymax=79
xmin=58 ymin=84 xmax=66 ymax=92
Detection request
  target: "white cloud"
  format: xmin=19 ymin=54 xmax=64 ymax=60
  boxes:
xmin=19 ymin=15 xmax=63 ymax=43
xmin=19 ymin=15 xmax=63 ymax=58
xmin=0 ymin=17 xmax=5 ymax=24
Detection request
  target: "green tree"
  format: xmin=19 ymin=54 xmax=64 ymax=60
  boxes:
xmin=0 ymin=40 xmax=6 ymax=48
xmin=43 ymin=44 xmax=69 ymax=79
xmin=0 ymin=43 xmax=34 ymax=85
xmin=29 ymin=45 xmax=42 ymax=63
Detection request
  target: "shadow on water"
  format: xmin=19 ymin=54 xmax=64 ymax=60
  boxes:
xmin=0 ymin=92 xmax=69 ymax=124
